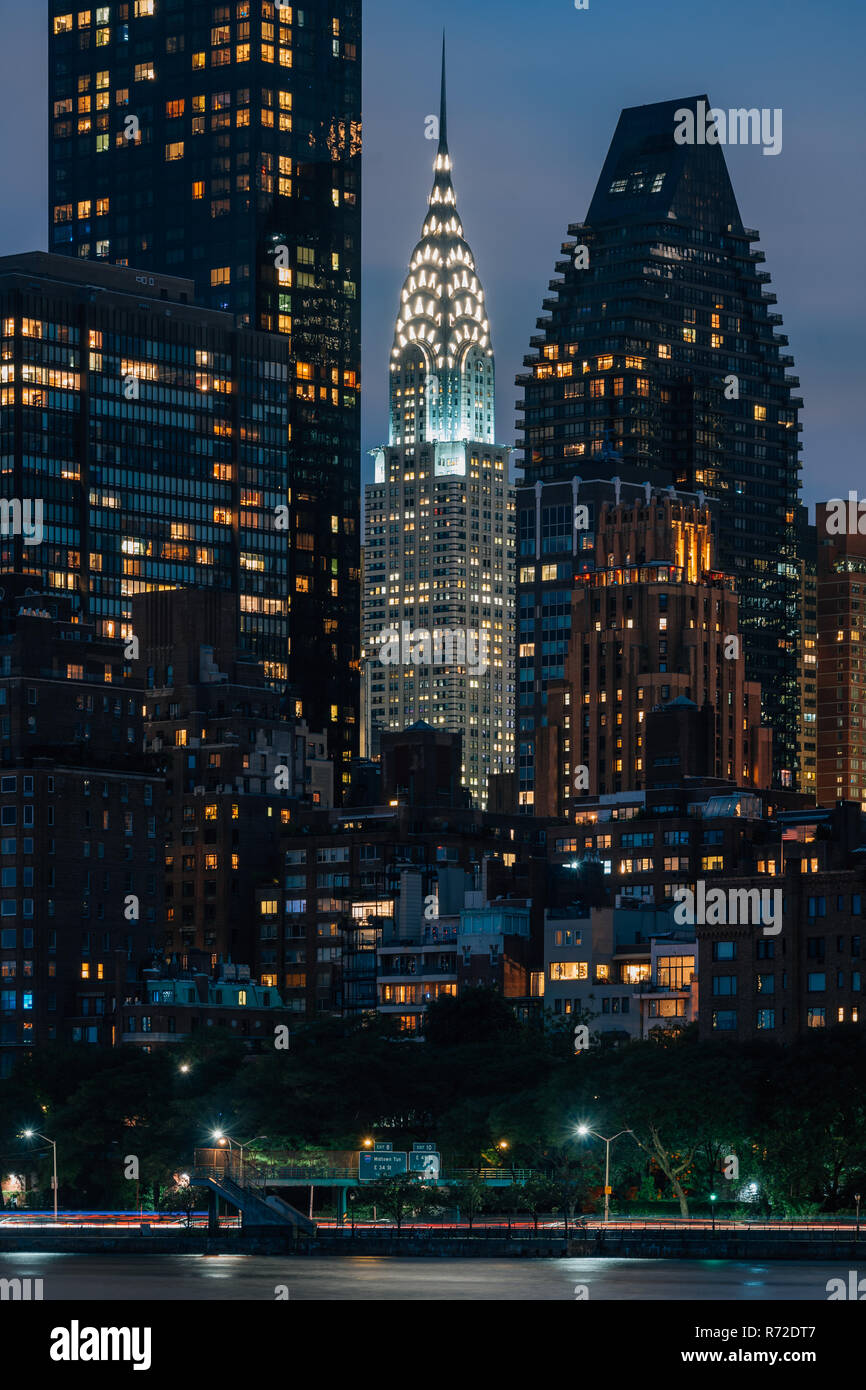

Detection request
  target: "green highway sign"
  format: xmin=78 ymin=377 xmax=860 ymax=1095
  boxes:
xmin=409 ymin=1152 xmax=441 ymax=1177
xmin=359 ymin=1152 xmax=408 ymax=1180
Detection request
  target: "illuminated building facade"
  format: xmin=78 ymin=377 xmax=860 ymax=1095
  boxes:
xmin=534 ymin=485 xmax=771 ymax=816
xmin=0 ymin=253 xmax=292 ymax=675
xmin=47 ymin=0 xmax=362 ymax=790
xmin=0 ymin=575 xmax=160 ymax=1076
xmin=362 ymin=46 xmax=514 ymax=807
xmin=816 ymin=502 xmax=866 ymax=810
xmin=797 ymin=507 xmax=818 ymax=799
xmin=516 ymin=97 xmax=802 ymax=793
xmin=133 ymin=587 xmax=332 ymax=964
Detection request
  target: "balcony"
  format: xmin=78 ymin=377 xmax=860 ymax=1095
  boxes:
xmin=633 ymin=982 xmax=691 ymax=997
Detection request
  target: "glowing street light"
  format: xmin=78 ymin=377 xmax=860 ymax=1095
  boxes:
xmin=21 ymin=1129 xmax=58 ymax=1223
xmin=209 ymin=1131 xmax=266 ymax=1186
xmin=575 ymin=1125 xmax=635 ymax=1224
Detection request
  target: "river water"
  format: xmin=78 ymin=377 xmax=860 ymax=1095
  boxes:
xmin=0 ymin=1254 xmax=847 ymax=1300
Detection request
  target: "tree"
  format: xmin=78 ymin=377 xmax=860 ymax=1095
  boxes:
xmin=592 ymin=1032 xmax=750 ymax=1218
xmin=362 ymin=1175 xmax=424 ymax=1231
xmin=449 ymin=1177 xmax=487 ymax=1231
xmin=424 ymin=987 xmax=522 ymax=1048
xmin=516 ymin=1177 xmax=559 ymax=1232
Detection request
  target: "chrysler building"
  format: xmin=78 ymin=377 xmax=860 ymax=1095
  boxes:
xmin=362 ymin=42 xmax=515 ymax=806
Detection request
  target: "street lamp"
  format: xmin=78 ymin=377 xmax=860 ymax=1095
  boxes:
xmin=21 ymin=1130 xmax=58 ymax=1223
xmin=710 ymin=1192 xmax=717 ymax=1233
xmin=497 ymin=1138 xmax=516 ymax=1183
xmin=855 ymin=1192 xmax=861 ymax=1239
xmin=348 ymin=1189 xmax=356 ymax=1235
xmin=210 ymin=1131 xmax=267 ymax=1187
xmin=576 ymin=1125 xmax=634 ymax=1224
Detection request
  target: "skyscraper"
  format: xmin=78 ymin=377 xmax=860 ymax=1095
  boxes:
xmin=516 ymin=96 xmax=802 ymax=799
xmin=797 ymin=504 xmax=818 ymax=799
xmin=47 ymin=0 xmax=362 ymax=791
xmin=362 ymin=45 xmax=514 ymax=806
xmin=0 ymin=253 xmax=291 ymax=680
xmin=0 ymin=575 xmax=158 ymax=1074
xmin=534 ymin=482 xmax=772 ymax=817
xmin=816 ymin=499 xmax=866 ymax=810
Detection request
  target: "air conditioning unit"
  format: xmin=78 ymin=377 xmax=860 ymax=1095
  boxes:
xmin=194 ymin=785 xmax=205 ymax=795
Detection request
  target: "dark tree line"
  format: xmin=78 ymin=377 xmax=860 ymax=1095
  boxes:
xmin=2 ymin=989 xmax=866 ymax=1216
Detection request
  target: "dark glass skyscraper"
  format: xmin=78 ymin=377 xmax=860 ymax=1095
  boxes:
xmin=47 ymin=0 xmax=362 ymax=790
xmin=0 ymin=253 xmax=291 ymax=665
xmin=516 ymin=96 xmax=802 ymax=793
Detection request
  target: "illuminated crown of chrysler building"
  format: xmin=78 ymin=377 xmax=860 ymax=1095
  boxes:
xmin=389 ymin=38 xmax=495 ymax=448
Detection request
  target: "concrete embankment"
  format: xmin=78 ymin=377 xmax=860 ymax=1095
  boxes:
xmin=0 ymin=1231 xmax=304 ymax=1256
xmin=568 ymin=1229 xmax=865 ymax=1260
xmin=0 ymin=1228 xmax=861 ymax=1259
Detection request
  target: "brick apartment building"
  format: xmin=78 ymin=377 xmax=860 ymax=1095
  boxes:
xmin=697 ymin=802 xmax=866 ymax=1040
xmin=546 ymin=700 xmax=807 ymax=913
xmin=816 ymin=501 xmax=866 ymax=809
xmin=254 ymin=726 xmax=551 ymax=1019
xmin=0 ymin=576 xmax=160 ymax=1074
xmin=535 ymin=490 xmax=771 ymax=817
xmin=133 ymin=588 xmax=331 ymax=967
xmin=121 ymin=957 xmax=292 ymax=1052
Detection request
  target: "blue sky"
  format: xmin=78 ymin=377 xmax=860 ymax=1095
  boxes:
xmin=2 ymin=1 xmax=863 ymax=508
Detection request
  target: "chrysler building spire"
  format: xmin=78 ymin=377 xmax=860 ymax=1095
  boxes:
xmin=438 ymin=31 xmax=448 ymax=155
xmin=388 ymin=39 xmax=495 ymax=448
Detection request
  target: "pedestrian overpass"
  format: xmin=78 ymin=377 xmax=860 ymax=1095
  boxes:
xmin=192 ymin=1149 xmax=530 ymax=1223
xmin=190 ymin=1150 xmax=316 ymax=1234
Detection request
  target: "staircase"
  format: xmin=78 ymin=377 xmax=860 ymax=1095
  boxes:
xmin=191 ymin=1149 xmax=316 ymax=1235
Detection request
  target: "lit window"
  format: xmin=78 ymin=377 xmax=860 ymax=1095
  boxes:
xmin=210 ymin=266 xmax=230 ymax=286
xmin=165 ymin=141 xmax=184 ymax=160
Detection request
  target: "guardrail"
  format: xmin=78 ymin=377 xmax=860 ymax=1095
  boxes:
xmin=319 ymin=1217 xmax=866 ymax=1237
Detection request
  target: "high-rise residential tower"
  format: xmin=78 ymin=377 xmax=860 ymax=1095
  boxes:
xmin=535 ymin=482 xmax=772 ymax=817
xmin=362 ymin=45 xmax=514 ymax=807
xmin=816 ymin=499 xmax=866 ymax=810
xmin=47 ymin=0 xmax=361 ymax=792
xmin=516 ymin=96 xmax=802 ymax=801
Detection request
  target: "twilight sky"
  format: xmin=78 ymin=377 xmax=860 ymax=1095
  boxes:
xmin=2 ymin=0 xmax=863 ymax=511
